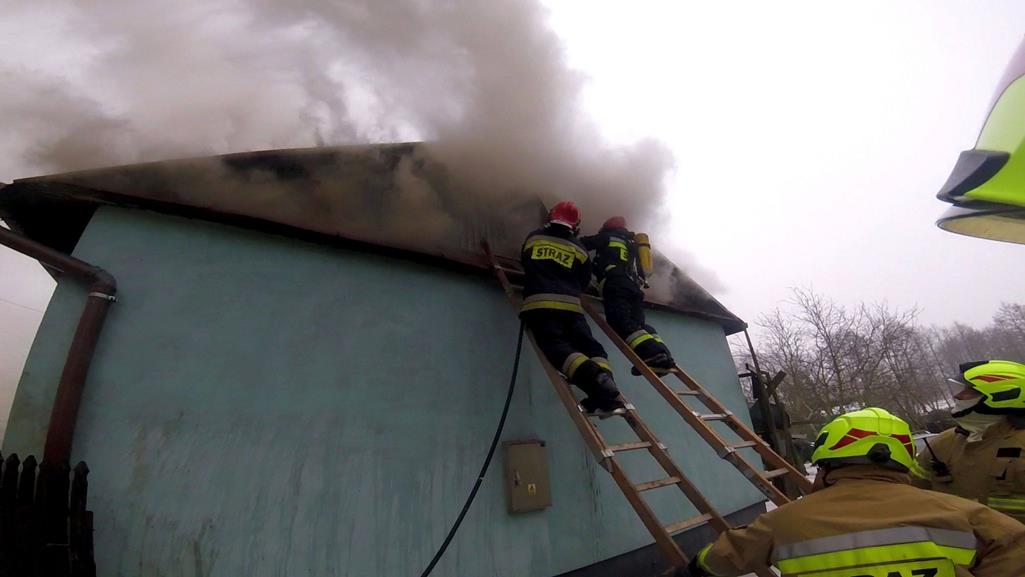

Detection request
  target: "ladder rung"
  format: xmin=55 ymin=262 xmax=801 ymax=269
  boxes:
xmin=731 ymin=441 xmax=759 ymax=449
xmin=763 ymin=468 xmax=789 ymax=480
xmin=664 ymin=513 xmax=713 ymax=535
xmin=607 ymin=441 xmax=652 ymax=453
xmin=635 ymin=476 xmax=681 ymax=492
xmin=676 ymin=390 xmax=703 ymax=396
xmin=697 ymin=413 xmax=731 ymax=421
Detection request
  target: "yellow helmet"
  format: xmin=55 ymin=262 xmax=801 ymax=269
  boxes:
xmin=950 ymin=360 xmax=1025 ymax=415
xmin=811 ymin=408 xmax=917 ymax=472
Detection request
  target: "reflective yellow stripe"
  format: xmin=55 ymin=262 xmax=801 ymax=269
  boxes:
xmin=776 ymin=543 xmax=976 ymax=574
xmin=521 ymin=300 xmax=583 ymax=313
xmin=608 ymin=239 xmax=629 ymax=261
xmin=628 ymin=331 xmax=655 ymax=349
xmin=591 ymin=357 xmax=611 ymax=371
xmin=604 ymin=264 xmax=616 ymax=271
xmin=799 ymin=558 xmax=956 ymax=577
xmin=562 ymin=353 xmax=588 ymax=378
xmin=521 ymin=293 xmax=583 ymax=313
xmin=774 ymin=527 xmax=976 ymax=561
xmin=524 ymin=293 xmax=581 ymax=306
xmin=989 ymin=496 xmax=1025 ymax=511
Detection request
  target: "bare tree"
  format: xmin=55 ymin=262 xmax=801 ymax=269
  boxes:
xmin=740 ymin=289 xmax=1025 ymax=432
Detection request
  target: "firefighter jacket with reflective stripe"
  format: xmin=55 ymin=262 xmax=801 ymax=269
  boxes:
xmin=519 ymin=225 xmax=592 ymax=314
xmin=695 ymin=466 xmax=1025 ymax=577
xmin=913 ymin=421 xmax=1025 ymax=524
xmin=580 ymin=227 xmax=643 ymax=285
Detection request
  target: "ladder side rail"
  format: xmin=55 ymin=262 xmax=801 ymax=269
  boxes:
xmin=527 ymin=333 xmax=618 ymax=466
xmin=523 ymin=339 xmax=690 ymax=567
xmin=619 ymin=406 xmax=778 ymax=577
xmin=494 ymin=252 xmax=774 ymax=577
xmin=491 ymin=252 xmax=779 ymax=576
xmin=581 ymin=300 xmax=791 ymax=505
xmin=616 ymin=407 xmax=731 ymax=533
xmin=670 ymin=366 xmax=814 ymax=495
xmin=482 ymin=243 xmax=691 ymax=568
xmin=485 ymin=244 xmax=614 ymax=465
xmin=606 ymin=459 xmax=689 ymax=569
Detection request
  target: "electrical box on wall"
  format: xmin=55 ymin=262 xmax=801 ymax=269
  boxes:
xmin=503 ymin=440 xmax=551 ymax=513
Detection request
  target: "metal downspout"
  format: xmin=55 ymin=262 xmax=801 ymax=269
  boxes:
xmin=0 ymin=226 xmax=117 ymax=464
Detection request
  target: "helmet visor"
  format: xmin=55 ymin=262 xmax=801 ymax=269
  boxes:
xmin=946 ymin=377 xmax=980 ymax=399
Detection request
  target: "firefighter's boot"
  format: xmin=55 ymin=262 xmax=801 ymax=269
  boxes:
xmin=631 ymin=352 xmax=675 ymax=376
xmin=580 ymin=371 xmax=626 ymax=418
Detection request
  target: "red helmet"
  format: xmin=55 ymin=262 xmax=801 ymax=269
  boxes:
xmin=548 ymin=201 xmax=581 ymax=227
xmin=602 ymin=216 xmax=626 ymax=230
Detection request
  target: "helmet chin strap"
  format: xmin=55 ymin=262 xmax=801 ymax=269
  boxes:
xmin=548 ymin=221 xmax=579 ymax=234
xmin=950 ymin=398 xmax=984 ymax=418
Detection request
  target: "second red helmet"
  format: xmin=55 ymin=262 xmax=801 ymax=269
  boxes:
xmin=602 ymin=216 xmax=627 ymax=230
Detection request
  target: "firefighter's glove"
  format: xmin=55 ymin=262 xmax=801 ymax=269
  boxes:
xmin=681 ymin=560 xmax=709 ymax=577
xmin=930 ymin=460 xmax=952 ymax=481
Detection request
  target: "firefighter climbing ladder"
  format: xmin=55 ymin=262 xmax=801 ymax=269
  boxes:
xmin=483 ymin=243 xmax=777 ymax=577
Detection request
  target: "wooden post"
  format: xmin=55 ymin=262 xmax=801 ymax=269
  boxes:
xmin=70 ymin=463 xmax=94 ymax=577
xmin=15 ymin=455 xmax=37 ymax=576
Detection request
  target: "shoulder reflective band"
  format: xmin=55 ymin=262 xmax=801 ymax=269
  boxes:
xmin=521 ymin=293 xmax=583 ymax=314
xmin=988 ymin=495 xmax=1025 ymax=512
xmin=608 ymin=239 xmax=629 ymax=261
xmin=627 ymin=329 xmax=655 ymax=349
xmin=525 ymin=235 xmax=588 ymax=263
xmin=773 ymin=527 xmax=977 ymax=574
xmin=561 ymin=352 xmax=589 ymax=378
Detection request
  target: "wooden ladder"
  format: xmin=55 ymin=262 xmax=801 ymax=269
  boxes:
xmin=483 ymin=243 xmax=775 ymax=577
xmin=579 ymin=299 xmax=815 ymax=505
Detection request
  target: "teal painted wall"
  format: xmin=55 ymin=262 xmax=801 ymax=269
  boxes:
xmin=4 ymin=207 xmax=762 ymax=577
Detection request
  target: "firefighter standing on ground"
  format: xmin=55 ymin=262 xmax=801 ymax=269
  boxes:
xmin=581 ymin=217 xmax=674 ymax=375
xmin=520 ymin=201 xmax=626 ymax=415
xmin=685 ymin=408 xmax=1025 ymax=577
xmin=913 ymin=360 xmax=1025 ymax=525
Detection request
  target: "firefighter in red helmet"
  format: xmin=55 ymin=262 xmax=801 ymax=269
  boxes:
xmin=520 ymin=201 xmax=626 ymax=415
xmin=582 ymin=216 xmax=674 ymax=375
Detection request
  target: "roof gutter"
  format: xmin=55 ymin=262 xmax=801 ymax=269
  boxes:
xmin=0 ymin=225 xmax=117 ymax=463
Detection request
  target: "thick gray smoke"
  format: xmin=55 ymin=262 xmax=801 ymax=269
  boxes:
xmin=0 ymin=0 xmax=721 ymax=290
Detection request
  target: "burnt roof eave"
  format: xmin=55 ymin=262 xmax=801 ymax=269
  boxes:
xmin=0 ymin=178 xmax=747 ymax=335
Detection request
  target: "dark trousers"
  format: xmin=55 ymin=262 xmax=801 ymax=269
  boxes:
xmin=602 ymin=276 xmax=671 ymax=361
xmin=521 ymin=309 xmax=611 ymax=397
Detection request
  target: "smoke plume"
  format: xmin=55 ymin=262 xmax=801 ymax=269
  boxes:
xmin=0 ymin=0 xmax=722 ymax=290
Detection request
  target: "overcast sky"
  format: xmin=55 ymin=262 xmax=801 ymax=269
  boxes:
xmin=544 ymin=1 xmax=1025 ymax=329
xmin=2 ymin=1 xmax=1025 ymax=435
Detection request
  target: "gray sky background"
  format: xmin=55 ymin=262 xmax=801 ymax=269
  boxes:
xmin=2 ymin=1 xmax=1025 ymax=436
xmin=544 ymin=1 xmax=1025 ymax=329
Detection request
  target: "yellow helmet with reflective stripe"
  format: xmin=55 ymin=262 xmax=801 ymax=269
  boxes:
xmin=811 ymin=408 xmax=917 ymax=472
xmin=953 ymin=360 xmax=1025 ymax=415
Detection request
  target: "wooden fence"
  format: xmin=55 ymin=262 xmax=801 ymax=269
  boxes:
xmin=0 ymin=454 xmax=94 ymax=577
